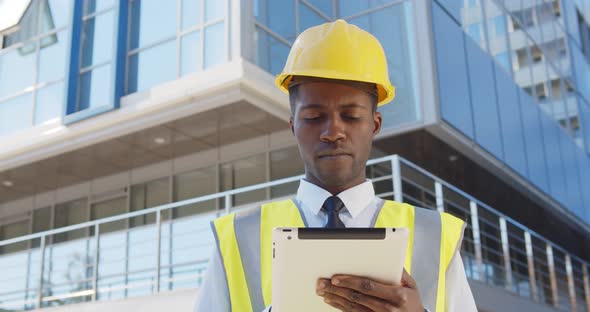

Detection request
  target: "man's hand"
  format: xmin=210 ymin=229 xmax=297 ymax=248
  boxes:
xmin=315 ymin=269 xmax=424 ymax=312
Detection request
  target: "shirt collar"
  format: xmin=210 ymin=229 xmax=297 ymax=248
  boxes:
xmin=295 ymin=179 xmax=375 ymax=219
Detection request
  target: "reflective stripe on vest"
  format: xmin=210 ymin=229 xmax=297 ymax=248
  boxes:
xmin=212 ymin=199 xmax=464 ymax=312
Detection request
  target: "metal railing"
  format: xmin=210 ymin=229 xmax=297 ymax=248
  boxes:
xmin=0 ymin=155 xmax=589 ymax=311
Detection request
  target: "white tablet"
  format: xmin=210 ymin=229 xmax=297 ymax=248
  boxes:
xmin=272 ymin=227 xmax=409 ymax=312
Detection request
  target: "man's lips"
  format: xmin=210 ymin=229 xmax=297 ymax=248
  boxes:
xmin=317 ymin=151 xmax=352 ymax=159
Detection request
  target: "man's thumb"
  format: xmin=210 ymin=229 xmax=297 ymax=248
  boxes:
xmin=401 ymin=268 xmax=417 ymax=289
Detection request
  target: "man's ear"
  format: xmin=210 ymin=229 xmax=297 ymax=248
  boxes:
xmin=289 ymin=116 xmax=295 ymax=135
xmin=372 ymin=111 xmax=382 ymax=136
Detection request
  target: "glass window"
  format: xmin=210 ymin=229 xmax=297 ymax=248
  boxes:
xmin=299 ymin=2 xmax=327 ymax=33
xmin=2 ymin=1 xmax=39 ymax=48
xmin=128 ymin=40 xmax=176 ymax=93
xmin=0 ymin=220 xmax=29 ymax=254
xmin=255 ymin=26 xmax=290 ymax=76
xmin=575 ymin=146 xmax=590 ymax=223
xmin=130 ymin=177 xmax=170 ymax=227
xmin=91 ymin=196 xmax=127 ymax=233
xmin=78 ymin=64 xmax=111 ymax=110
xmin=53 ymin=198 xmax=88 ymax=242
xmin=255 ymin=0 xmax=295 ymax=42
xmin=465 ymin=37 xmax=504 ymax=159
xmin=204 ymin=22 xmax=225 ymax=68
xmin=35 ymin=81 xmax=63 ymax=125
xmin=81 ymin=10 xmax=114 ymax=68
xmin=494 ymin=63 xmax=528 ymax=177
xmin=434 ymin=0 xmax=463 ymax=22
xmin=221 ymin=154 xmax=267 ymax=207
xmin=0 ymin=45 xmax=36 ymax=98
xmin=44 ymin=0 xmax=73 ymax=32
xmin=270 ymin=146 xmax=304 ymax=198
xmin=181 ymin=31 xmax=201 ymax=76
xmin=84 ymin=0 xmax=114 ymax=15
xmin=38 ymin=30 xmax=67 ymax=83
xmin=173 ymin=165 xmax=218 ymax=218
xmin=205 ymin=0 xmax=225 ymax=23
xmin=306 ymin=0 xmax=333 ymax=19
xmin=539 ymin=112 xmax=567 ymax=201
xmin=182 ymin=0 xmax=202 ymax=30
xmin=33 ymin=206 xmax=52 ymax=233
xmin=0 ymin=93 xmax=34 ymax=137
xmin=432 ymin=3 xmax=474 ymax=138
xmin=466 ymin=23 xmax=482 ymax=45
xmin=338 ymin=1 xmax=370 ymax=19
xmin=519 ymin=89 xmax=549 ymax=192
xmin=129 ymin=0 xmax=177 ymax=50
xmin=558 ymin=129 xmax=583 ymax=214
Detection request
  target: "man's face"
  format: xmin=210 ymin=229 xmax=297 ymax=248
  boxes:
xmin=290 ymin=82 xmax=382 ymax=194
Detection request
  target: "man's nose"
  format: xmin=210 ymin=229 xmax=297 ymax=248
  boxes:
xmin=319 ymin=117 xmax=346 ymax=142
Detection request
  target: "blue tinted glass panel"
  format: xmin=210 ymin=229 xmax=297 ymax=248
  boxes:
xmin=182 ymin=0 xmax=202 ymax=30
xmin=128 ymin=40 xmax=176 ymax=94
xmin=465 ymin=38 xmax=503 ymax=159
xmin=38 ymin=31 xmax=67 ymax=83
xmin=254 ymin=27 xmax=289 ymax=76
xmin=570 ymin=41 xmax=590 ymax=103
xmin=307 ymin=0 xmax=333 ymax=18
xmin=539 ymin=112 xmax=567 ymax=202
xmin=466 ymin=24 xmax=482 ymax=44
xmin=580 ymin=98 xmax=590 ymax=154
xmin=494 ymin=63 xmax=527 ymax=176
xmin=558 ymin=130 xmax=583 ymax=216
xmin=81 ymin=11 xmax=114 ymax=68
xmin=358 ymin=3 xmax=418 ymax=126
xmin=44 ymin=0 xmax=72 ymax=32
xmin=432 ymin=3 xmax=474 ymax=138
xmin=434 ymin=0 xmax=462 ymax=22
xmin=129 ymin=0 xmax=177 ymax=50
xmin=255 ymin=0 xmax=295 ymax=42
xmin=563 ymin=0 xmax=581 ymax=46
xmin=181 ymin=31 xmax=201 ymax=76
xmin=494 ymin=15 xmax=507 ymax=36
xmin=35 ymin=82 xmax=63 ymax=125
xmin=519 ymin=89 xmax=549 ymax=192
xmin=84 ymin=0 xmax=114 ymax=15
xmin=338 ymin=0 xmax=370 ymax=18
xmin=0 ymin=93 xmax=33 ymax=136
xmin=204 ymin=22 xmax=225 ymax=68
xmin=79 ymin=64 xmax=111 ymax=110
xmin=0 ymin=46 xmax=36 ymax=98
xmin=299 ymin=2 xmax=327 ymax=32
xmin=575 ymin=148 xmax=590 ymax=222
xmin=205 ymin=0 xmax=225 ymax=22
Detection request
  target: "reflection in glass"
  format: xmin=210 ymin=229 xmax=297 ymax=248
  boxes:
xmin=182 ymin=0 xmax=202 ymax=30
xmin=130 ymin=178 xmax=170 ymax=227
xmin=255 ymin=0 xmax=295 ymax=41
xmin=127 ymin=40 xmax=176 ymax=93
xmin=221 ymin=154 xmax=267 ymax=206
xmin=255 ymin=27 xmax=290 ymax=76
xmin=299 ymin=2 xmax=327 ymax=33
xmin=173 ymin=165 xmax=217 ymax=218
xmin=205 ymin=0 xmax=225 ymax=22
xmin=38 ymin=30 xmax=67 ymax=83
xmin=0 ymin=46 xmax=36 ymax=98
xmin=91 ymin=196 xmax=127 ymax=233
xmin=78 ymin=64 xmax=111 ymax=110
xmin=0 ymin=93 xmax=34 ymax=137
xmin=181 ymin=31 xmax=201 ymax=76
xmin=53 ymin=198 xmax=88 ymax=243
xmin=35 ymin=82 xmax=64 ymax=125
xmin=81 ymin=11 xmax=114 ymax=68
xmin=204 ymin=22 xmax=225 ymax=68
xmin=129 ymin=0 xmax=177 ymax=50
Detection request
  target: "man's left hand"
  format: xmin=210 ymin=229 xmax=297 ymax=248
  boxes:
xmin=316 ymin=269 xmax=424 ymax=312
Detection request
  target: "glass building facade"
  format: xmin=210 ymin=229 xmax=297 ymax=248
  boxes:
xmin=1 ymin=0 xmax=590 ymax=311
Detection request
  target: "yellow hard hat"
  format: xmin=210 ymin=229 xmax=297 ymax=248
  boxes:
xmin=275 ymin=19 xmax=395 ymax=106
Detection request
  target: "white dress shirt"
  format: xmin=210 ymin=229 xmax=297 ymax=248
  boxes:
xmin=194 ymin=179 xmax=478 ymax=312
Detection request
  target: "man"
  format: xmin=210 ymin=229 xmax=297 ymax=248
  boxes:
xmin=195 ymin=20 xmax=477 ymax=312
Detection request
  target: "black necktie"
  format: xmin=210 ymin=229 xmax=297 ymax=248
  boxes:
xmin=322 ymin=196 xmax=346 ymax=228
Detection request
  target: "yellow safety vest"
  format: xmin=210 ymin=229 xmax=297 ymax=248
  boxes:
xmin=212 ymin=199 xmax=465 ymax=312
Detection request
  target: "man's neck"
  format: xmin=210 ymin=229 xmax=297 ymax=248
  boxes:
xmin=303 ymin=176 xmax=366 ymax=195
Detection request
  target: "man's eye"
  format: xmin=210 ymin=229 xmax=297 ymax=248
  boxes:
xmin=343 ymin=115 xmax=361 ymax=120
xmin=303 ymin=116 xmax=321 ymax=121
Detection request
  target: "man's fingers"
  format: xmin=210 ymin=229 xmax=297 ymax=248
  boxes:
xmin=317 ymin=281 xmax=396 ymax=311
xmin=321 ymin=291 xmax=373 ymax=312
xmin=401 ymin=269 xmax=417 ymax=289
xmin=329 ymin=275 xmax=392 ymax=300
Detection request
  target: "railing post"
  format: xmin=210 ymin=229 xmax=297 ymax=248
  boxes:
xmin=434 ymin=181 xmax=444 ymax=213
xmin=92 ymin=224 xmax=100 ymax=301
xmin=565 ymin=254 xmax=577 ymax=311
xmin=499 ymin=217 xmax=513 ymax=291
xmin=36 ymin=235 xmax=46 ymax=309
xmin=524 ymin=231 xmax=538 ymax=301
xmin=470 ymin=201 xmax=484 ymax=282
xmin=583 ymin=263 xmax=590 ymax=312
xmin=391 ymin=155 xmax=403 ymax=202
xmin=155 ymin=210 xmax=162 ymax=293
xmin=225 ymin=194 xmax=232 ymax=215
xmin=546 ymin=244 xmax=558 ymax=307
